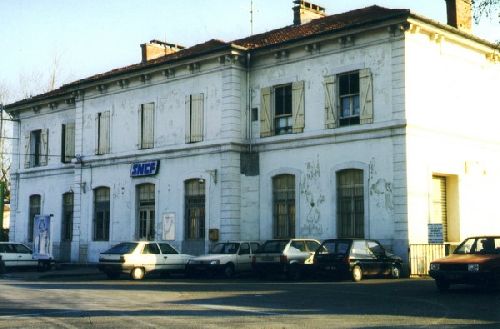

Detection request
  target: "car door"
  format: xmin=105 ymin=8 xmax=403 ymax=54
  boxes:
xmin=141 ymin=243 xmax=161 ymax=271
xmin=366 ymin=240 xmax=387 ymax=276
xmin=0 ymin=244 xmax=17 ymax=267
xmin=13 ymin=244 xmax=36 ymax=267
xmin=351 ymin=240 xmax=377 ymax=275
xmin=158 ymin=243 xmax=185 ymax=271
xmin=236 ymin=243 xmax=252 ymax=272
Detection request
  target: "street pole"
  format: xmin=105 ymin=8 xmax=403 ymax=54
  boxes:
xmin=0 ymin=104 xmax=3 ymax=239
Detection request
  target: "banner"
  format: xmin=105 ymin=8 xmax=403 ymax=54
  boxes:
xmin=162 ymin=213 xmax=175 ymax=240
xmin=33 ymin=215 xmax=52 ymax=259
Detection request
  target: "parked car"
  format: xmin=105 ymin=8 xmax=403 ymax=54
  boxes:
xmin=312 ymin=238 xmax=402 ymax=282
xmin=186 ymin=241 xmax=261 ymax=278
xmin=98 ymin=241 xmax=194 ymax=280
xmin=0 ymin=242 xmax=54 ymax=273
xmin=252 ymin=238 xmax=320 ymax=280
xmin=429 ymin=236 xmax=500 ymax=291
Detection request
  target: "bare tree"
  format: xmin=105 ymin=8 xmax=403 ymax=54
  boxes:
xmin=472 ymin=0 xmax=500 ymax=23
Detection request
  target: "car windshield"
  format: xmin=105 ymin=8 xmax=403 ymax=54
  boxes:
xmin=259 ymin=240 xmax=288 ymax=253
xmin=103 ymin=242 xmax=138 ymax=255
xmin=318 ymin=240 xmax=350 ymax=255
xmin=210 ymin=243 xmax=240 ymax=254
xmin=454 ymin=237 xmax=500 ymax=255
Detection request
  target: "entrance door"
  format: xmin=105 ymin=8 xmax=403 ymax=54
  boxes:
xmin=137 ymin=184 xmax=155 ymax=241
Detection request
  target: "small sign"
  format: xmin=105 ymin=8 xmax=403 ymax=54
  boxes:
xmin=428 ymin=223 xmax=444 ymax=244
xmin=130 ymin=160 xmax=159 ymax=177
xmin=163 ymin=213 xmax=175 ymax=240
xmin=33 ymin=215 xmax=52 ymax=260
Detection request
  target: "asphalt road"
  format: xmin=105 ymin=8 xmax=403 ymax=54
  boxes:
xmin=0 ymin=273 xmax=499 ymax=328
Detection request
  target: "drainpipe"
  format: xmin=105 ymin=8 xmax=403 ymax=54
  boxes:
xmin=246 ymin=52 xmax=253 ymax=152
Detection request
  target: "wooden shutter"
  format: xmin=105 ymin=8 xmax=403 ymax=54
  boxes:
xmin=95 ymin=113 xmax=100 ymax=154
xmin=185 ymin=95 xmax=191 ymax=143
xmin=64 ymin=123 xmax=75 ymax=162
xmin=140 ymin=103 xmax=155 ymax=148
xmin=191 ymin=94 xmax=204 ymax=143
xmin=260 ymin=87 xmax=272 ymax=137
xmin=292 ymin=81 xmax=305 ymax=133
xmin=24 ymin=132 xmax=31 ymax=169
xmin=40 ymin=129 xmax=49 ymax=166
xmin=137 ymin=106 xmax=143 ymax=149
xmin=324 ymin=75 xmax=337 ymax=129
xmin=359 ymin=68 xmax=373 ymax=124
xmin=102 ymin=111 xmax=110 ymax=154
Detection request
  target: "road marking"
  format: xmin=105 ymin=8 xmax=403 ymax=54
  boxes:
xmin=194 ymin=303 xmax=281 ymax=316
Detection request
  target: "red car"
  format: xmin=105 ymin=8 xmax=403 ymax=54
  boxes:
xmin=429 ymin=236 xmax=500 ymax=291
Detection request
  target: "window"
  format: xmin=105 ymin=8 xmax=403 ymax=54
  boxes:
xmin=93 ymin=187 xmax=110 ymax=241
xmin=273 ymin=174 xmax=295 ymax=239
xmin=61 ymin=123 xmax=75 ymax=163
xmin=139 ymin=103 xmax=155 ymax=149
xmin=337 ymin=169 xmax=364 ymax=238
xmin=185 ymin=179 xmax=205 ymax=239
xmin=28 ymin=194 xmax=41 ymax=242
xmin=324 ymin=69 xmax=373 ymax=128
xmin=61 ymin=192 xmax=73 ymax=241
xmin=142 ymin=243 xmax=160 ymax=254
xmin=431 ymin=176 xmax=448 ymax=242
xmin=260 ymin=81 xmax=305 ymax=137
xmin=159 ymin=243 xmax=178 ymax=254
xmin=24 ymin=129 xmax=48 ymax=168
xmin=95 ymin=111 xmax=110 ymax=155
xmin=185 ymin=94 xmax=204 ymax=143
xmin=137 ymin=183 xmax=155 ymax=240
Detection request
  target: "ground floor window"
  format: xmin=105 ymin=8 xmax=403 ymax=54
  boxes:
xmin=93 ymin=187 xmax=110 ymax=241
xmin=28 ymin=194 xmax=41 ymax=242
xmin=185 ymin=179 xmax=205 ymax=239
xmin=273 ymin=174 xmax=295 ymax=239
xmin=337 ymin=169 xmax=364 ymax=238
xmin=431 ymin=175 xmax=448 ymax=242
xmin=61 ymin=192 xmax=73 ymax=241
xmin=137 ymin=183 xmax=155 ymax=240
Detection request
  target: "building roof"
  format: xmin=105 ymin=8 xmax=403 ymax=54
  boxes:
xmin=4 ymin=5 xmax=497 ymax=110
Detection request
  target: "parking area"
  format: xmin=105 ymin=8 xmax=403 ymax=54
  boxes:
xmin=0 ymin=268 xmax=499 ymax=328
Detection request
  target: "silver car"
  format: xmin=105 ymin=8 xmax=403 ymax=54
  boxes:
xmin=0 ymin=242 xmax=53 ymax=273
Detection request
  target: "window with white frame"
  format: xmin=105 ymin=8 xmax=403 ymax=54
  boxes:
xmin=139 ymin=103 xmax=155 ymax=149
xmin=61 ymin=123 xmax=75 ymax=163
xmin=260 ymin=81 xmax=305 ymax=137
xmin=95 ymin=111 xmax=110 ymax=155
xmin=185 ymin=94 xmax=204 ymax=143
xmin=324 ymin=69 xmax=373 ymax=128
xmin=24 ymin=129 xmax=48 ymax=168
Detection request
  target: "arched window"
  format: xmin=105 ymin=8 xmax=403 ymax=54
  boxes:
xmin=337 ymin=169 xmax=364 ymax=238
xmin=185 ymin=179 xmax=205 ymax=239
xmin=273 ymin=174 xmax=295 ymax=239
xmin=93 ymin=187 xmax=110 ymax=241
xmin=61 ymin=192 xmax=74 ymax=241
xmin=137 ymin=183 xmax=155 ymax=240
xmin=28 ymin=194 xmax=41 ymax=242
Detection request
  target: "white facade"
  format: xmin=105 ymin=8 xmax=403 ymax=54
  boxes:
xmin=5 ymin=6 xmax=500 ymax=270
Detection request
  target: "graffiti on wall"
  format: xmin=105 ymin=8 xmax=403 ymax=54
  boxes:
xmin=300 ymin=156 xmax=324 ymax=236
xmin=369 ymin=158 xmax=394 ymax=213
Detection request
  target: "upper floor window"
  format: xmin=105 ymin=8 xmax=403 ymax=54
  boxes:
xmin=24 ymin=129 xmax=48 ymax=168
xmin=260 ymin=81 xmax=305 ymax=137
xmin=185 ymin=94 xmax=204 ymax=144
xmin=324 ymin=69 xmax=373 ymax=128
xmin=95 ymin=111 xmax=110 ymax=155
xmin=61 ymin=123 xmax=75 ymax=163
xmin=139 ymin=103 xmax=155 ymax=149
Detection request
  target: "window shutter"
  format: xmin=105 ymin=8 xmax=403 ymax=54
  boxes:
xmin=292 ymin=81 xmax=305 ymax=133
xmin=40 ymin=129 xmax=49 ymax=166
xmin=144 ymin=103 xmax=155 ymax=148
xmin=191 ymin=94 xmax=204 ymax=143
xmin=260 ymin=87 xmax=272 ymax=137
xmin=359 ymin=68 xmax=373 ymax=124
xmin=102 ymin=111 xmax=110 ymax=153
xmin=95 ymin=113 xmax=100 ymax=154
xmin=324 ymin=75 xmax=337 ymax=129
xmin=24 ymin=132 xmax=31 ymax=169
xmin=65 ymin=122 xmax=75 ymax=162
xmin=185 ymin=95 xmax=191 ymax=143
xmin=138 ymin=106 xmax=143 ymax=149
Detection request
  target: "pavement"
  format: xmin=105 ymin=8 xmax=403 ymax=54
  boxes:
xmin=0 ymin=263 xmax=103 ymax=281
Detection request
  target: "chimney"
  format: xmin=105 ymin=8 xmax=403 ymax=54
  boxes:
xmin=293 ymin=0 xmax=326 ymax=25
xmin=445 ymin=0 xmax=472 ymax=33
xmin=141 ymin=40 xmax=185 ymax=63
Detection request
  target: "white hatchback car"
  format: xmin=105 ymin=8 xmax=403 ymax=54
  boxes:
xmin=0 ymin=242 xmax=53 ymax=273
xmin=98 ymin=241 xmax=194 ymax=280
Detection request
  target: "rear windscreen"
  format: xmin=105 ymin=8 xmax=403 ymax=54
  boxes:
xmin=103 ymin=242 xmax=138 ymax=254
xmin=319 ymin=241 xmax=350 ymax=255
xmin=260 ymin=241 xmax=288 ymax=253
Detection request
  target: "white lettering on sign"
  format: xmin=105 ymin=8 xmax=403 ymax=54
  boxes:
xmin=130 ymin=160 xmax=159 ymax=177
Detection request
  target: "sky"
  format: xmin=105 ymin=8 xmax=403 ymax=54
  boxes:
xmin=0 ymin=0 xmax=498 ymax=102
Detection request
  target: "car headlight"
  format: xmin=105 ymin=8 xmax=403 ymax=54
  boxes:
xmin=209 ymin=260 xmax=220 ymax=265
xmin=430 ymin=263 xmax=440 ymax=271
xmin=468 ymin=264 xmax=480 ymax=272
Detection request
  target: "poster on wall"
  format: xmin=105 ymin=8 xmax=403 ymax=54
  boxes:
xmin=163 ymin=213 xmax=175 ymax=241
xmin=33 ymin=215 xmax=52 ymax=259
xmin=428 ymin=223 xmax=444 ymax=244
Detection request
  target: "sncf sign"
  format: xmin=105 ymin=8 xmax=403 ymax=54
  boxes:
xmin=130 ymin=160 xmax=159 ymax=177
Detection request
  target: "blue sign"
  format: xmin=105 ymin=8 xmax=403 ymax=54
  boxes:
xmin=131 ymin=160 xmax=159 ymax=177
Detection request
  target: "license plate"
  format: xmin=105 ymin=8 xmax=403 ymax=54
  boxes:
xmin=325 ymin=266 xmax=336 ymax=271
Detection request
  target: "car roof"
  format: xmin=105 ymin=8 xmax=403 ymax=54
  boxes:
xmin=213 ymin=241 xmax=260 ymax=244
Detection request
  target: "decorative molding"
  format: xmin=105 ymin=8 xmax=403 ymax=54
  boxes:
xmin=140 ymin=74 xmax=151 ymax=83
xmin=97 ymin=84 xmax=107 ymax=93
xmin=187 ymin=62 xmax=200 ymax=73
xmin=118 ymin=79 xmax=129 ymax=89
xmin=274 ymin=50 xmax=289 ymax=60
xmin=65 ymin=98 xmax=75 ymax=105
xmin=305 ymin=43 xmax=320 ymax=53
xmin=339 ymin=35 xmax=355 ymax=47
xmin=32 ymin=105 xmax=41 ymax=113
xmin=163 ymin=68 xmax=175 ymax=78
xmin=49 ymin=102 xmax=58 ymax=110
xmin=72 ymin=89 xmax=84 ymax=100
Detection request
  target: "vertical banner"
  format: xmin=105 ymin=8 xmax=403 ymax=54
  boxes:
xmin=162 ymin=213 xmax=175 ymax=240
xmin=34 ymin=215 xmax=52 ymax=259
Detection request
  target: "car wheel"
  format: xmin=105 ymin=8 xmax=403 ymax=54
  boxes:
xmin=223 ymin=264 xmax=235 ymax=279
xmin=105 ymin=271 xmax=120 ymax=279
xmin=390 ymin=265 xmax=401 ymax=279
xmin=352 ymin=265 xmax=363 ymax=282
xmin=130 ymin=267 xmax=145 ymax=280
xmin=435 ymin=279 xmax=450 ymax=292
xmin=287 ymin=264 xmax=302 ymax=281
